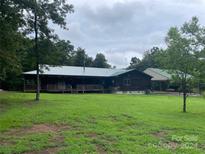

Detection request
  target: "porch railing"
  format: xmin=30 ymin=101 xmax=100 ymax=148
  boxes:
xmin=24 ymin=84 xmax=105 ymax=93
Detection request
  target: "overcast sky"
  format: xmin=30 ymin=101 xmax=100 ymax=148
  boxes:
xmin=53 ymin=0 xmax=205 ymax=68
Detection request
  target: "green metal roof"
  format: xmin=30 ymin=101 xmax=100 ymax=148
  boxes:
xmin=23 ymin=65 xmax=134 ymax=77
xmin=144 ymin=68 xmax=172 ymax=81
xmin=144 ymin=68 xmax=192 ymax=81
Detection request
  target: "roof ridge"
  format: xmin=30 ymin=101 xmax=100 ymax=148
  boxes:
xmin=41 ymin=64 xmax=127 ymax=70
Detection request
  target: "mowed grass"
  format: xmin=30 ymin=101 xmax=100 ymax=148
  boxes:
xmin=0 ymin=92 xmax=205 ymax=154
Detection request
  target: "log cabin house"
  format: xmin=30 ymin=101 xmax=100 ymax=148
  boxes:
xmin=23 ymin=65 xmax=152 ymax=93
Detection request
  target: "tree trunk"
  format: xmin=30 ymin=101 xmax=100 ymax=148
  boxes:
xmin=36 ymin=63 xmax=40 ymax=101
xmin=183 ymin=92 xmax=186 ymax=112
xmin=34 ymin=0 xmax=40 ymax=101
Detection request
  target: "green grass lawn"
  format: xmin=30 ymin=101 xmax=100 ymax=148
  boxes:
xmin=0 ymin=92 xmax=205 ymax=154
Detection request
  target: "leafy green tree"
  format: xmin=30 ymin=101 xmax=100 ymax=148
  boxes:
xmin=128 ymin=57 xmax=141 ymax=69
xmin=33 ymin=38 xmax=74 ymax=67
xmin=128 ymin=17 xmax=205 ymax=112
xmin=128 ymin=47 xmax=164 ymax=71
xmin=18 ymin=38 xmax=36 ymax=72
xmin=141 ymin=47 xmax=164 ymax=70
xmin=71 ymin=48 xmax=93 ymax=67
xmin=54 ymin=40 xmax=74 ymax=65
xmin=0 ymin=0 xmax=25 ymax=85
xmin=164 ymin=17 xmax=202 ymax=112
xmin=181 ymin=17 xmax=205 ymax=93
xmin=21 ymin=0 xmax=74 ymax=100
xmin=93 ymin=53 xmax=111 ymax=68
xmin=85 ymin=57 xmax=94 ymax=67
xmin=20 ymin=38 xmax=75 ymax=72
xmin=0 ymin=0 xmax=74 ymax=99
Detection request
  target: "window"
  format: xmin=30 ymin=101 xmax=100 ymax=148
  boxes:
xmin=58 ymin=81 xmax=66 ymax=90
xmin=123 ymin=79 xmax=130 ymax=86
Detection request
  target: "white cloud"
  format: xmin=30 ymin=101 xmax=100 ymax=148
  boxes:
xmin=53 ymin=0 xmax=205 ymax=68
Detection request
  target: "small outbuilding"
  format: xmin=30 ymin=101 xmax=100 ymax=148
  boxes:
xmin=23 ymin=65 xmax=152 ymax=93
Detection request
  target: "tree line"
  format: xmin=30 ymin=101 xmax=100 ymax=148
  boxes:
xmin=0 ymin=0 xmax=111 ymax=91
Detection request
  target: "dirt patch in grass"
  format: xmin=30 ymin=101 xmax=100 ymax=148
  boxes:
xmin=108 ymin=114 xmax=135 ymax=122
xmin=24 ymin=147 xmax=60 ymax=154
xmin=152 ymin=131 xmax=167 ymax=138
xmin=2 ymin=124 xmax=69 ymax=154
xmin=87 ymin=132 xmax=98 ymax=138
xmin=3 ymin=123 xmax=70 ymax=136
xmin=151 ymin=131 xmax=180 ymax=150
xmin=109 ymin=115 xmax=119 ymax=122
xmin=51 ymin=134 xmax=65 ymax=146
xmin=198 ymin=143 xmax=205 ymax=150
xmin=23 ymin=130 xmax=67 ymax=154
xmin=86 ymin=132 xmax=108 ymax=154
xmin=0 ymin=100 xmax=11 ymax=113
xmin=151 ymin=130 xmax=179 ymax=150
xmin=121 ymin=113 xmax=134 ymax=119
xmin=96 ymin=144 xmax=107 ymax=154
xmin=0 ymin=123 xmax=69 ymax=151
xmin=166 ymin=141 xmax=178 ymax=150
xmin=0 ymin=139 xmax=15 ymax=146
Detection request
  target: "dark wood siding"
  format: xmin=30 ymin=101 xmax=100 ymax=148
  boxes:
xmin=23 ymin=69 xmax=151 ymax=93
xmin=114 ymin=70 xmax=151 ymax=91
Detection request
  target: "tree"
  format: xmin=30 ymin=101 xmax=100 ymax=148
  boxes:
xmin=164 ymin=17 xmax=202 ymax=112
xmin=21 ymin=0 xmax=74 ymax=101
xmin=55 ymin=40 xmax=74 ymax=65
xmin=128 ymin=57 xmax=141 ymax=69
xmin=128 ymin=47 xmax=164 ymax=70
xmin=0 ymin=0 xmax=25 ymax=85
xmin=20 ymin=38 xmax=75 ymax=73
xmin=71 ymin=48 xmax=93 ymax=67
xmin=1 ymin=0 xmax=74 ymax=99
xmin=93 ymin=53 xmax=111 ymax=68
